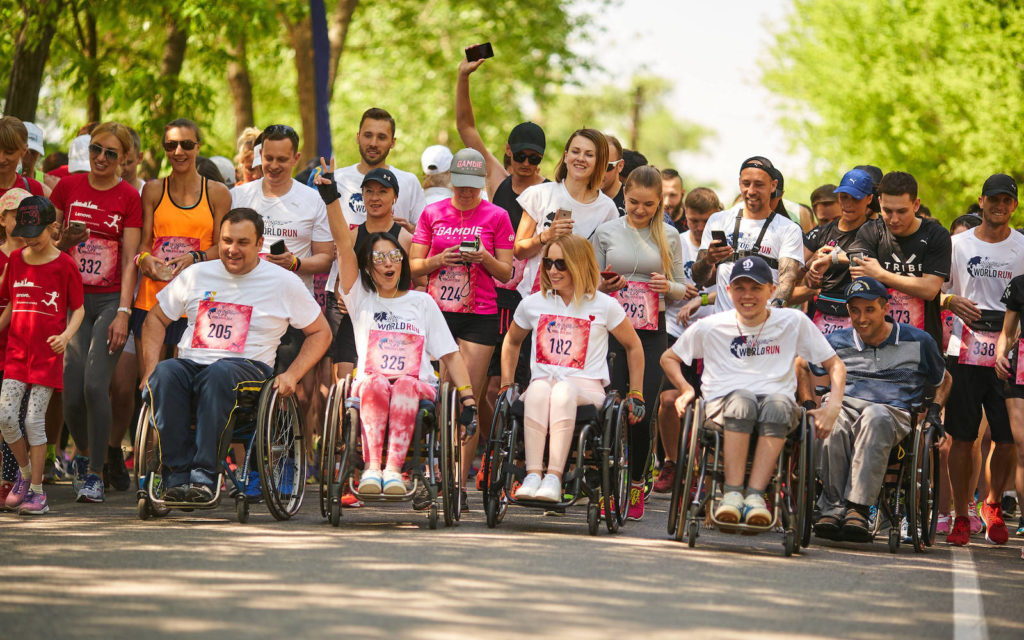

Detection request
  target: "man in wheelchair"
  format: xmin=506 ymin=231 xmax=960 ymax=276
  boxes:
xmin=662 ymin=256 xmax=846 ymax=526
xmin=139 ymin=208 xmax=331 ymax=503
xmin=799 ymin=277 xmax=950 ymax=542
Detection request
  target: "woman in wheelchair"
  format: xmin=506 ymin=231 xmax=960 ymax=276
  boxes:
xmin=315 ymin=158 xmax=477 ymax=496
xmin=499 ymin=234 xmax=645 ymax=502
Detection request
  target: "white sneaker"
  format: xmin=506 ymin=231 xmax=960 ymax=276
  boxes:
xmin=358 ymin=469 xmax=382 ymax=495
xmin=715 ymin=491 xmax=745 ymax=524
xmin=517 ymin=473 xmax=542 ymax=499
xmin=381 ymin=470 xmax=405 ymax=495
xmin=534 ymin=474 xmax=562 ymax=502
xmin=743 ymin=493 xmax=771 ymax=526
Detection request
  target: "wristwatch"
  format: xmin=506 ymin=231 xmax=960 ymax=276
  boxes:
xmin=116 ymin=307 xmax=131 ymax=315
xmin=769 ymin=298 xmax=785 ymax=308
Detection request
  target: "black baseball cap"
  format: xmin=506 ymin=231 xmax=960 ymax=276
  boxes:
xmin=729 ymin=255 xmax=773 ymax=285
xmin=361 ymin=167 xmax=400 ymax=196
xmin=13 ymin=195 xmax=56 ymax=238
xmin=508 ymin=122 xmax=545 ymax=155
xmin=982 ymin=173 xmax=1018 ymax=199
xmin=845 ymin=277 xmax=890 ymax=302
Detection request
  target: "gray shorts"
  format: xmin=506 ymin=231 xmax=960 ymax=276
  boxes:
xmin=705 ymin=389 xmax=799 ymax=439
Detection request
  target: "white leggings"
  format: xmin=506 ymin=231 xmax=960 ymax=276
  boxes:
xmin=522 ymin=377 xmax=606 ymax=475
xmin=0 ymin=379 xmax=52 ymax=447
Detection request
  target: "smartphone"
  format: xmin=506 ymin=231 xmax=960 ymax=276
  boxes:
xmin=69 ymin=221 xmax=87 ymax=234
xmin=710 ymin=230 xmax=727 ymax=246
xmin=465 ymin=42 xmax=494 ymax=62
xmin=554 ymin=209 xmax=572 ymax=222
xmin=459 ymin=238 xmax=480 ymax=253
xmin=600 ymin=270 xmax=618 ymax=280
xmin=270 ymin=239 xmax=287 ymax=255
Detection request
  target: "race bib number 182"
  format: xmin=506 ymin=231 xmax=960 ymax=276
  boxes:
xmin=535 ymin=314 xmax=591 ymax=370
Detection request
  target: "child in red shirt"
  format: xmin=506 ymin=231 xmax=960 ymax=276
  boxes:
xmin=0 ymin=188 xmax=30 ymax=499
xmin=0 ymin=196 xmax=84 ymax=514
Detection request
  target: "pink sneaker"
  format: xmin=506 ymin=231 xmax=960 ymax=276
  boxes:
xmin=0 ymin=483 xmax=12 ymax=510
xmin=626 ymin=484 xmax=645 ymax=521
xmin=967 ymin=501 xmax=984 ymax=535
xmin=5 ymin=472 xmax=28 ymax=509
xmin=936 ymin=513 xmax=952 ymax=535
xmin=17 ymin=489 xmax=49 ymax=515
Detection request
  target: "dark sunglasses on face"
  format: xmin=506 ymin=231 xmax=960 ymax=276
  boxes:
xmin=606 ymin=161 xmax=620 ymax=172
xmin=88 ymin=143 xmax=120 ymax=162
xmin=163 ymin=139 xmax=198 ymax=152
xmin=512 ymin=151 xmax=542 ymax=165
xmin=542 ymin=257 xmax=568 ymax=271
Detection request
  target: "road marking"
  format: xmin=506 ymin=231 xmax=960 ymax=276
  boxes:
xmin=952 ymin=547 xmax=988 ymax=640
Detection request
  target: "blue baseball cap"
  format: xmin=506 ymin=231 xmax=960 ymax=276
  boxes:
xmin=834 ymin=168 xmax=874 ymax=200
xmin=845 ymin=277 xmax=890 ymax=302
xmin=729 ymin=255 xmax=773 ymax=285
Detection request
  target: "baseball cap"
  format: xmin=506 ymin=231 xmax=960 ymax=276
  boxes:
xmin=24 ymin=122 xmax=44 ymax=155
xmin=12 ymin=195 xmax=56 ymax=238
xmin=508 ymin=122 xmax=545 ymax=155
xmin=834 ymin=168 xmax=874 ymax=200
xmin=845 ymin=277 xmax=890 ymax=302
xmin=421 ymin=145 xmax=453 ymax=175
xmin=208 ymin=155 xmax=236 ymax=186
xmin=729 ymin=255 xmax=772 ymax=285
xmin=361 ymin=167 xmax=400 ymax=195
xmin=0 ymin=187 xmax=32 ymax=213
xmin=68 ymin=134 xmax=91 ymax=173
xmin=739 ymin=155 xmax=774 ymax=177
xmin=810 ymin=184 xmax=838 ymax=206
xmin=449 ymin=148 xmax=486 ymax=189
xmin=982 ymin=173 xmax=1018 ymax=199
xmin=853 ymin=165 xmax=883 ymax=189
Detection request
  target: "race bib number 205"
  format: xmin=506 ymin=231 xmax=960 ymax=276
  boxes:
xmin=191 ymin=300 xmax=252 ymax=353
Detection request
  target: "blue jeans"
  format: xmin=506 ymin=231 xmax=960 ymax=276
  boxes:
xmin=144 ymin=358 xmax=273 ymax=488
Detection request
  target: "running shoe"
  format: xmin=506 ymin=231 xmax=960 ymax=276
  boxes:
xmin=42 ymin=458 xmax=59 ymax=485
xmin=901 ymin=516 xmax=912 ymax=543
xmin=627 ymin=483 xmax=645 ymax=521
xmin=412 ymin=483 xmax=432 ymax=511
xmin=535 ymin=474 xmax=562 ymax=502
xmin=381 ymin=470 xmax=405 ymax=495
xmin=244 ymin=471 xmax=263 ymax=501
xmin=743 ymin=493 xmax=771 ymax=527
xmin=516 ymin=473 xmax=542 ymax=500
xmin=70 ymin=456 xmax=89 ymax=493
xmin=1016 ymin=516 xmax=1024 ymax=537
xmin=460 ymin=489 xmax=469 ymax=512
xmin=936 ymin=513 xmax=952 ymax=535
xmin=980 ymin=501 xmax=1009 ymax=545
xmin=1002 ymin=492 xmax=1017 ymax=517
xmin=17 ymin=489 xmax=49 ymax=515
xmin=162 ymin=484 xmax=189 ymax=502
xmin=341 ymin=488 xmax=362 ymax=507
xmin=715 ymin=491 xmax=744 ymax=524
xmin=185 ymin=483 xmax=214 ymax=503
xmin=652 ymin=461 xmax=676 ymax=494
xmin=103 ymin=446 xmax=131 ymax=492
xmin=0 ymin=482 xmax=12 ymax=509
xmin=277 ymin=460 xmax=295 ymax=496
xmin=76 ymin=473 xmax=105 ymax=503
xmin=4 ymin=472 xmax=27 ymax=509
xmin=358 ymin=469 xmax=382 ymax=495
xmin=967 ymin=500 xmax=984 ymax=535
xmin=946 ymin=515 xmax=970 ymax=546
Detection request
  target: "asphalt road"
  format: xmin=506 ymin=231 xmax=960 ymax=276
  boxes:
xmin=3 ymin=482 xmax=1023 ymax=639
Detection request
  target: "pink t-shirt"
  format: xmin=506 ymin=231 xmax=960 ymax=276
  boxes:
xmin=412 ymin=198 xmax=514 ymax=315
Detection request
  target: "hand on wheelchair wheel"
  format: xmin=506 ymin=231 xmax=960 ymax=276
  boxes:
xmin=924 ymin=402 xmax=945 ymax=439
xmin=625 ymin=397 xmax=646 ymax=425
xmin=460 ymin=403 xmax=478 ymax=438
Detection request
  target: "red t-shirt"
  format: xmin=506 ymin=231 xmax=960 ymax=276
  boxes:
xmin=50 ymin=173 xmax=142 ymax=294
xmin=2 ymin=249 xmax=84 ymax=389
xmin=0 ymin=175 xmax=44 ymax=198
xmin=0 ymin=250 xmax=10 ymax=369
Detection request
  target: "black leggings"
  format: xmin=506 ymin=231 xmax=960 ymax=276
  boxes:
xmin=608 ymin=313 xmax=666 ymax=482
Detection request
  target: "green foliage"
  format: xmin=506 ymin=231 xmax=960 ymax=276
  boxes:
xmin=763 ymin=0 xmax=1024 ymax=224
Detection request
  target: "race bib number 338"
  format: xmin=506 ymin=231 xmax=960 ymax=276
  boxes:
xmin=958 ymin=326 xmax=998 ymax=367
xmin=191 ymin=300 xmax=252 ymax=353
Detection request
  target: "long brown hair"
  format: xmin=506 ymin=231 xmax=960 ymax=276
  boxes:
xmin=540 ymin=234 xmax=599 ymax=305
xmin=624 ymin=165 xmax=675 ymax=278
xmin=554 ymin=128 xmax=609 ymax=193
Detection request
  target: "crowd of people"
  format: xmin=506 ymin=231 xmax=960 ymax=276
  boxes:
xmin=0 ymin=56 xmax=1022 ymax=559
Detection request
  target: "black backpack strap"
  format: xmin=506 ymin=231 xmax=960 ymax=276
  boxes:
xmin=724 ymin=209 xmax=778 ymax=267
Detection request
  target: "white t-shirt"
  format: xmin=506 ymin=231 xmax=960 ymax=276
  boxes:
xmin=671 ymin=308 xmax=835 ymax=401
xmin=943 ymin=227 xmax=1024 ymax=356
xmin=667 ymin=230 xmax=713 ymax=338
xmin=157 ymin=260 xmax=322 ymax=367
xmin=340 ymin=280 xmax=459 ymax=385
xmin=424 ymin=186 xmax=453 ymax=206
xmin=698 ymin=205 xmax=804 ymax=312
xmin=512 ymin=290 xmax=627 ymax=386
xmin=229 ymin=178 xmax=333 ymax=292
xmin=516 ymin=181 xmax=619 ymax=298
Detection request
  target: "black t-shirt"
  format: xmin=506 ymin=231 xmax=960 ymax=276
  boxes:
xmin=1000 ymin=276 xmax=1024 ymax=373
xmin=805 ymin=220 xmax=865 ymax=316
xmin=850 ymin=216 xmax=952 ymax=343
xmin=492 ymin=176 xmax=549 ymax=309
xmin=613 ymin=184 xmax=625 ymax=215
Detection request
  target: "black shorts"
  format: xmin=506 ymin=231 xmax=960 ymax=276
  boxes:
xmin=323 ymin=292 xmax=343 ymax=335
xmin=442 ymin=311 xmax=498 ymax=346
xmin=275 ymin=325 xmax=306 ymax=374
xmin=331 ymin=313 xmax=357 ymax=364
xmin=944 ymin=356 xmax=1013 ymax=444
xmin=130 ymin=308 xmax=188 ymax=346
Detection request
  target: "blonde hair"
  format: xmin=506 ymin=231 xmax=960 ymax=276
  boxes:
xmin=554 ymin=129 xmax=609 ymax=193
xmin=234 ymin=126 xmax=261 ymax=165
xmin=540 ymin=234 xmax=599 ymax=305
xmin=90 ymin=122 xmax=132 ymax=158
xmin=624 ymin=165 xmax=675 ymax=278
xmin=0 ymin=116 xmax=28 ymax=152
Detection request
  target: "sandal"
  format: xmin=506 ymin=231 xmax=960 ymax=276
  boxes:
xmin=840 ymin=510 xmax=872 ymax=543
xmin=814 ymin=514 xmax=842 ymax=540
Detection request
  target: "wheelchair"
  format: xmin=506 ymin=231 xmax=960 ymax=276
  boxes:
xmin=667 ymin=398 xmax=815 ymax=557
xmin=318 ymin=375 xmax=461 ymax=529
xmin=479 ymin=383 xmax=631 ymax=536
xmin=133 ymin=376 xmax=306 ymax=523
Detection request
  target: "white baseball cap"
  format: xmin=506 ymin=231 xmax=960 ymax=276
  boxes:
xmin=421 ymin=145 xmax=453 ymax=175
xmin=24 ymin=122 xmax=44 ymax=154
xmin=68 ymin=134 xmax=91 ymax=173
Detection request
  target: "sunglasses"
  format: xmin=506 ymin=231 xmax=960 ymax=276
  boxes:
xmin=163 ymin=139 xmax=198 ymax=152
xmin=606 ymin=161 xmax=621 ymax=172
xmin=371 ymin=249 xmax=404 ymax=265
xmin=512 ymin=151 xmax=542 ymax=165
xmin=88 ymin=143 xmax=120 ymax=162
xmin=264 ymin=124 xmax=297 ymax=137
xmin=542 ymin=257 xmax=568 ymax=271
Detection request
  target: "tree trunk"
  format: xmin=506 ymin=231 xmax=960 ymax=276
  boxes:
xmin=85 ymin=9 xmax=100 ymax=123
xmin=327 ymin=0 xmax=359 ymax=98
xmin=4 ymin=1 xmax=63 ymax=121
xmin=287 ymin=18 xmax=317 ymax=162
xmin=142 ymin=15 xmax=189 ymax=178
xmin=227 ymin=35 xmax=255 ymax=141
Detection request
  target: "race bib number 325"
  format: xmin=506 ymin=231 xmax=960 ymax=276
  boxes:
xmin=535 ymin=313 xmax=591 ymax=370
xmin=191 ymin=300 xmax=252 ymax=353
xmin=365 ymin=330 xmax=424 ymax=378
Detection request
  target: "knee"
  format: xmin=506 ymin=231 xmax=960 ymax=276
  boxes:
xmin=549 ymin=380 xmax=575 ymax=406
xmin=523 ymin=379 xmax=553 ymax=404
xmin=721 ymin=390 xmax=757 ymax=431
xmin=759 ymin=394 xmax=796 ymax=432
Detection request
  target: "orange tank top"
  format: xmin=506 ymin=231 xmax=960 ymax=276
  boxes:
xmin=136 ymin=177 xmax=215 ymax=311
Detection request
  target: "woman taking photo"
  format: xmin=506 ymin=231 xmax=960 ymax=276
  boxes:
xmin=591 ymin=165 xmax=686 ymax=520
xmin=501 ymin=234 xmax=645 ymax=503
xmin=315 ymin=158 xmax=477 ymax=497
xmin=50 ymin=121 xmax=142 ymax=503
xmin=409 ymin=148 xmax=514 ymax=510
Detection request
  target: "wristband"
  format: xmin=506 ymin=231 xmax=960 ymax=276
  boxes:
xmin=700 ymin=292 xmax=709 ymax=306
xmin=293 ymin=257 xmax=302 ymax=272
xmin=116 ymin=306 xmax=131 ymax=315
xmin=456 ymin=384 xmax=472 ymax=393
xmin=627 ymin=390 xmax=644 ymax=402
xmin=135 ymin=252 xmax=150 ymax=267
xmin=498 ymin=383 xmax=511 ymax=394
xmin=941 ymin=293 xmax=952 ymax=309
xmin=831 ymin=249 xmax=841 ymax=265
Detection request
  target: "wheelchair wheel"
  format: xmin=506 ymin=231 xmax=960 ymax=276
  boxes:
xmin=587 ymin=502 xmax=600 ymax=536
xmin=133 ymin=401 xmax=170 ymax=519
xmin=602 ymin=396 xmax=629 ymax=532
xmin=908 ymin=422 xmax=939 ymax=552
xmin=318 ymin=380 xmax=343 ymax=519
xmin=236 ymin=497 xmax=250 ymax=523
xmin=800 ymin=413 xmax=816 ymax=548
xmin=667 ymin=404 xmax=694 ymax=537
xmin=792 ymin=410 xmax=815 ymax=551
xmin=784 ymin=530 xmax=797 ymax=557
xmin=919 ymin=427 xmax=940 ymax=547
xmin=675 ymin=400 xmax=703 ymax=543
xmin=482 ymin=388 xmax=513 ymax=528
xmin=642 ymin=391 xmax=660 ymax=501
xmin=439 ymin=383 xmax=461 ymax=527
xmin=256 ymin=382 xmax=306 ymax=521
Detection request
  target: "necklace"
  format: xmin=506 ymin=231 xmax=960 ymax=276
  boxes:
xmin=735 ymin=310 xmax=770 ymax=351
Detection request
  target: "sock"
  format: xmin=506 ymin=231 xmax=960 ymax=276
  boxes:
xmin=745 ymin=487 xmax=764 ymax=499
xmin=19 ymin=464 xmax=31 ymax=479
xmin=30 ymin=483 xmax=42 ymax=494
xmin=724 ymin=484 xmax=744 ymax=496
xmin=46 ymin=444 xmax=56 ymax=462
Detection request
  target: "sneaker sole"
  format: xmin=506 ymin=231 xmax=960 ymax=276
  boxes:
xmin=715 ymin=509 xmax=742 ymax=524
xmin=19 ymin=506 xmax=49 ymax=515
xmin=745 ymin=514 xmax=772 ymax=527
xmin=984 ymin=527 xmax=1008 ymax=545
xmin=76 ymin=495 xmax=104 ymax=503
xmin=358 ymin=486 xmax=382 ymax=496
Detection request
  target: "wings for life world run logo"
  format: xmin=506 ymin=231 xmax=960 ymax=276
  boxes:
xmin=966 ymin=256 xmax=1013 ymax=279
xmin=729 ymin=335 xmax=781 ymax=359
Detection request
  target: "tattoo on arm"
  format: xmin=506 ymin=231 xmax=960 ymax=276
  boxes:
xmin=776 ymin=258 xmax=800 ymax=303
xmin=692 ymin=250 xmax=714 ymax=287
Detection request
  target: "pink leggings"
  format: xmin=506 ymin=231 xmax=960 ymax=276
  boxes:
xmin=522 ymin=377 xmax=606 ymax=475
xmin=355 ymin=374 xmax=436 ymax=471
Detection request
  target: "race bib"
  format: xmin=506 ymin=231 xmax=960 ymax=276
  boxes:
xmin=531 ymin=264 xmax=542 ymax=294
xmin=364 ymin=330 xmax=424 ymax=379
xmin=191 ymin=300 xmax=252 ymax=353
xmin=941 ymin=310 xmax=955 ymax=351
xmin=887 ymin=288 xmax=925 ymax=329
xmin=535 ymin=313 xmax=590 ymax=370
xmin=497 ymin=257 xmax=526 ymax=290
xmin=428 ymin=264 xmax=474 ymax=313
xmin=152 ymin=235 xmax=200 ymax=263
xmin=812 ymin=310 xmax=852 ymax=336
xmin=613 ymin=280 xmax=659 ymax=331
xmin=958 ymin=326 xmax=998 ymax=367
xmin=72 ymin=236 xmax=119 ymax=287
xmin=313 ymin=273 xmax=329 ymax=312
xmin=1016 ymin=338 xmax=1024 ymax=385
